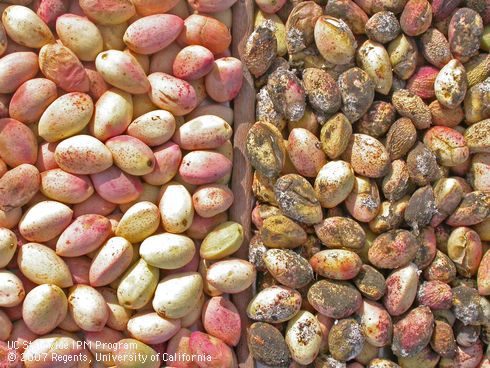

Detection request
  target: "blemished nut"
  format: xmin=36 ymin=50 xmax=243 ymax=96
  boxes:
xmin=430 ymin=319 xmax=457 ymax=358
xmin=417 ymin=280 xmax=453 ymax=309
xmin=388 ymin=34 xmax=418 ymax=80
xmin=423 ymin=126 xmax=469 ymax=167
xmin=407 ymin=142 xmax=443 ymax=186
xmin=338 ymin=67 xmax=375 ymax=122
xmin=423 ymin=250 xmax=457 ymax=283
xmin=365 ymin=11 xmax=400 ymax=44
xmin=464 ymin=53 xmax=490 ymax=87
xmin=243 ymin=20 xmax=277 ymax=78
xmin=310 ymin=249 xmax=363 ymax=280
xmin=285 ymin=1 xmax=323 ymax=55
xmin=464 ymin=119 xmax=490 ymax=153
xmin=314 ymin=16 xmax=357 ymax=65
xmin=302 ymin=68 xmax=341 ymax=114
xmin=404 ymin=185 xmax=436 ymax=232
xmin=248 ymin=322 xmax=292 ymax=367
xmin=448 ymin=8 xmax=484 ymax=63
xmin=247 ymin=286 xmax=302 ymax=323
xmin=357 ymin=40 xmax=393 ymax=95
xmin=420 ymin=28 xmax=452 ymax=68
xmin=392 ymin=89 xmax=431 ymax=129
xmin=447 ymin=226 xmax=483 ymax=277
xmin=368 ymin=196 xmax=409 ymax=234
xmin=314 ymin=161 xmax=355 ymax=208
xmin=392 ymin=306 xmax=434 ymax=357
xmin=446 ymin=191 xmax=490 ymax=226
xmin=320 ymin=113 xmax=353 ymax=159
xmin=385 ymin=118 xmax=417 ymax=160
xmin=434 ymin=59 xmax=468 ymax=109
xmin=383 ymin=263 xmax=419 ymax=316
xmin=324 ymin=0 xmax=369 ymax=35
xmin=428 ymin=100 xmax=464 ymax=127
xmin=342 ymin=134 xmax=390 ymax=178
xmin=464 ymin=79 xmax=490 ymax=124
xmin=307 ymin=279 xmax=362 ymax=319
xmin=356 ymin=101 xmax=396 ymax=138
xmin=400 ymin=0 xmax=432 ymax=36
xmin=261 ymin=214 xmax=307 ymax=249
xmin=288 ymin=127 xmax=327 ymax=177
xmin=345 ymin=176 xmax=381 ymax=222
xmin=368 ymin=229 xmax=419 ymax=269
xmin=314 ymin=216 xmax=366 ymax=250
xmin=353 ymin=265 xmax=386 ymax=301
xmin=382 ymin=159 xmax=410 ymax=201
xmin=266 ymin=67 xmax=306 ymax=121
xmin=328 ymin=319 xmax=365 ymax=362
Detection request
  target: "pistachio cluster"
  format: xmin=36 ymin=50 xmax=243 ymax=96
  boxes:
xmin=244 ymin=0 xmax=490 ymax=367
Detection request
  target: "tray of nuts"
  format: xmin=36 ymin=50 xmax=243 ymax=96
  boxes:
xmin=240 ymin=0 xmax=490 ymax=367
xmin=0 ymin=0 xmax=256 ymax=367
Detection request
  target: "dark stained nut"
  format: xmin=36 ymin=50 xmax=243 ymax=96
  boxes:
xmin=388 ymin=34 xmax=418 ymax=80
xmin=406 ymin=66 xmax=439 ymax=100
xmin=286 ymin=1 xmax=323 ymax=55
xmin=368 ymin=197 xmax=409 ymax=234
xmin=392 ymin=306 xmax=434 ymax=358
xmin=353 ymin=265 xmax=387 ymax=301
xmin=365 ymin=11 xmax=400 ymax=44
xmin=404 ymin=186 xmax=436 ymax=232
xmin=356 ymin=101 xmax=396 ymax=138
xmin=254 ymin=57 xmax=290 ymax=89
xmin=302 ymin=68 xmax=341 ymax=114
xmin=464 ymin=119 xmax=490 ymax=153
xmin=342 ymin=134 xmax=390 ymax=178
xmin=431 ymin=178 xmax=465 ymax=227
xmin=424 ymin=126 xmax=469 ymax=167
xmin=423 ymin=250 xmax=457 ymax=283
xmin=391 ymin=75 xmax=407 ymax=92
xmin=448 ymin=8 xmax=484 ymax=62
xmin=385 ymin=118 xmax=417 ymax=160
xmin=435 ymin=224 xmax=451 ymax=253
xmin=441 ymin=340 xmax=484 ymax=368
xmin=464 ymin=54 xmax=490 ymax=87
xmin=328 ymin=319 xmax=365 ymax=362
xmin=451 ymin=285 xmax=482 ymax=325
xmin=447 ymin=227 xmax=482 ymax=278
xmin=314 ymin=216 xmax=366 ymax=250
xmin=392 ymin=89 xmax=431 ymax=129
xmin=274 ymin=174 xmax=322 ymax=225
xmin=260 ymin=215 xmax=307 ymax=249
xmin=314 ymin=353 xmax=348 ymax=368
xmin=368 ymin=229 xmax=419 ymax=269
xmin=314 ymin=16 xmax=357 ymax=65
xmin=248 ymin=232 xmax=268 ymax=271
xmin=314 ymin=161 xmax=355 ymax=208
xmin=256 ymin=87 xmax=286 ymax=131
xmin=338 ymin=67 xmax=375 ymax=122
xmin=368 ymin=359 xmax=401 ymax=368
xmin=399 ymin=0 xmax=432 ymax=36
xmin=464 ymin=80 xmax=490 ymax=124
xmin=264 ymin=249 xmax=314 ymax=288
xmin=397 ymin=346 xmax=440 ymax=368
xmin=407 ymin=143 xmax=442 ymax=186
xmin=446 ymin=191 xmax=490 ymax=226
xmin=418 ymin=280 xmax=453 ymax=309
xmin=358 ymin=300 xmax=393 ymax=347
xmin=382 ymin=159 xmax=410 ymax=201
xmin=310 ymin=249 xmax=362 ymax=280
xmin=454 ymin=321 xmax=481 ymax=347
xmin=247 ymin=285 xmax=302 ymax=323
xmin=324 ymin=0 xmax=369 ymax=35
xmin=383 ymin=263 xmax=419 ymax=316
xmin=320 ymin=113 xmax=353 ymax=159
xmin=307 ymin=279 xmax=362 ymax=319
xmin=248 ymin=322 xmax=292 ymax=367
xmin=413 ymin=226 xmax=437 ymax=269
xmin=420 ymin=28 xmax=452 ymax=68
xmin=430 ymin=319 xmax=457 ymax=358
xmin=247 ymin=121 xmax=286 ymax=179
xmin=267 ymin=67 xmax=306 ymax=121
xmin=252 ymin=171 xmax=278 ymax=205
xmin=450 ymin=277 xmax=478 ymax=289
xmin=243 ymin=20 xmax=277 ymax=78
xmin=432 ymin=309 xmax=456 ymax=326
xmin=431 ymin=0 xmax=461 ymax=21
xmin=251 ymin=203 xmax=282 ymax=229
xmin=345 ymin=176 xmax=381 ymax=223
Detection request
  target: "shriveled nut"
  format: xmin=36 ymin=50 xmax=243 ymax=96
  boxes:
xmin=464 ymin=54 xmax=490 ymax=87
xmin=247 ymin=285 xmax=301 ymax=323
xmin=314 ymin=16 xmax=357 ymax=65
xmin=356 ymin=101 xmax=396 ymax=138
xmin=261 ymin=214 xmax=307 ymax=249
xmin=369 ymin=230 xmax=418 ymax=269
xmin=246 ymin=122 xmax=286 ymax=178
xmin=274 ymin=174 xmax=322 ymax=225
xmin=392 ymin=306 xmax=434 ymax=357
xmin=353 ymin=265 xmax=386 ymax=301
xmin=464 ymin=119 xmax=490 ymax=153
xmin=357 ymin=40 xmax=393 ymax=94
xmin=308 ymin=279 xmax=362 ymax=319
xmin=420 ymin=28 xmax=452 ymax=68
xmin=338 ymin=67 xmax=375 ymax=122
xmin=314 ymin=216 xmax=365 ymax=250
xmin=320 ymin=113 xmax=352 ymax=160
xmin=248 ymin=322 xmax=291 ymax=367
xmin=430 ymin=319 xmax=456 ymax=358
xmin=392 ymin=89 xmax=431 ymax=129
xmin=383 ymin=263 xmax=419 ymax=316
xmin=447 ymin=227 xmax=482 ymax=277
xmin=365 ymin=11 xmax=400 ymax=44
xmin=264 ymin=249 xmax=313 ymax=288
xmin=328 ymin=319 xmax=365 ymax=362
xmin=345 ymin=176 xmax=381 ymax=223
xmin=385 ymin=118 xmax=417 ymax=160
xmin=448 ymin=8 xmax=484 ymax=62
xmin=266 ymin=67 xmax=306 ymax=121
xmin=314 ymin=161 xmax=355 ymax=208
xmin=388 ymin=34 xmax=418 ymax=80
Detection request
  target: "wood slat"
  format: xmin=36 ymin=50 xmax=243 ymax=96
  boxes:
xmin=230 ymin=0 xmax=255 ymax=367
